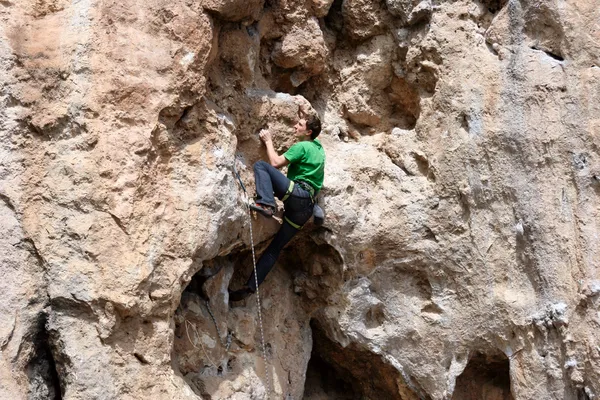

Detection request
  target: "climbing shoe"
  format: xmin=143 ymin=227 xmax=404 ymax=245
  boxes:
xmin=229 ymin=286 xmax=255 ymax=302
xmin=248 ymin=202 xmax=275 ymax=218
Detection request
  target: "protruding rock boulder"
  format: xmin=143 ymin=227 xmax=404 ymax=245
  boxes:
xmin=202 ymin=0 xmax=264 ymax=22
xmin=272 ymin=17 xmax=328 ymax=75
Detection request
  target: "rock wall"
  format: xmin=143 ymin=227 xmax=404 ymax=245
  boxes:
xmin=1 ymin=0 xmax=599 ymax=399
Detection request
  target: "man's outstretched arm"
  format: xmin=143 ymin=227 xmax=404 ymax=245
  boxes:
xmin=260 ymin=129 xmax=289 ymax=169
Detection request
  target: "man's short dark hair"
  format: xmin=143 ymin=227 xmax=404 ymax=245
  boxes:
xmin=307 ymin=115 xmax=322 ymax=140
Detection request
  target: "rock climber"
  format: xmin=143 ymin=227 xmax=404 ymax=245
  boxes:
xmin=229 ymin=110 xmax=325 ymax=302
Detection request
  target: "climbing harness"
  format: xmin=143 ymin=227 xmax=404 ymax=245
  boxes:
xmin=281 ymin=181 xmax=295 ymax=202
xmin=233 ymin=156 xmax=272 ymax=398
xmin=205 ymin=300 xmax=232 ymax=351
xmin=281 ymin=180 xmax=316 ymax=202
xmin=296 ymin=180 xmax=316 ymax=199
xmin=281 ymin=180 xmax=321 ymax=230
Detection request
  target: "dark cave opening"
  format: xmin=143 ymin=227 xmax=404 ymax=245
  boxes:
xmin=277 ymin=231 xmax=345 ymax=312
xmin=480 ymin=0 xmax=508 ymax=14
xmin=304 ymin=320 xmax=420 ymax=400
xmin=183 ymin=255 xmax=230 ymax=300
xmin=324 ymin=0 xmax=344 ymax=36
xmin=27 ymin=313 xmax=63 ymax=400
xmin=452 ymin=351 xmax=514 ymax=400
xmin=303 ymin=349 xmax=356 ymax=400
xmin=173 ymin=253 xmax=251 ymax=399
xmin=183 ymin=249 xmax=260 ymax=299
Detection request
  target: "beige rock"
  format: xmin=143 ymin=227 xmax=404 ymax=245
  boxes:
xmin=2 ymin=0 xmax=600 ymax=399
xmin=0 ymin=197 xmax=47 ymax=399
xmin=336 ymin=34 xmax=396 ymax=128
xmin=202 ymin=0 xmax=264 ymax=22
xmin=312 ymin=0 xmax=335 ymax=18
xmin=219 ymin=27 xmax=260 ymax=84
xmin=272 ymin=17 xmax=328 ymax=75
xmin=386 ymin=0 xmax=432 ymax=25
xmin=342 ymin=0 xmax=388 ymax=41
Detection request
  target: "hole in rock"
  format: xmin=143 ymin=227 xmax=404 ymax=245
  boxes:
xmin=546 ymin=51 xmax=564 ymax=62
xmin=544 ymin=51 xmax=565 ymax=61
xmin=468 ymin=0 xmax=508 ymax=31
xmin=133 ymin=353 xmax=149 ymax=365
xmin=452 ymin=351 xmax=514 ymax=400
xmin=522 ymin=3 xmax=565 ymax=64
xmin=530 ymin=46 xmax=564 ymax=61
xmin=279 ymin=235 xmax=345 ymax=310
xmin=479 ymin=0 xmax=508 ymax=14
xmin=304 ymin=320 xmax=424 ymax=399
xmin=173 ymin=252 xmax=250 ymax=398
xmin=387 ymin=76 xmax=421 ymax=130
xmin=459 ymin=112 xmax=469 ymax=132
xmin=269 ymin=66 xmax=302 ymax=95
xmin=26 ymin=314 xmax=63 ymax=400
xmin=304 ymin=350 xmax=354 ymax=399
xmin=324 ymin=0 xmax=344 ymax=35
xmin=412 ymin=152 xmax=435 ymax=181
xmin=365 ymin=303 xmax=386 ymax=328
xmin=577 ymin=388 xmax=592 ymax=400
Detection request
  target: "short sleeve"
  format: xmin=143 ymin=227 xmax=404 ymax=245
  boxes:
xmin=283 ymin=143 xmax=305 ymax=164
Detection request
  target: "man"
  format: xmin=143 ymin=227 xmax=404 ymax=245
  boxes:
xmin=229 ymin=113 xmax=325 ymax=302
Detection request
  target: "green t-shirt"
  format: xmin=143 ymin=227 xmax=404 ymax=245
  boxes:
xmin=283 ymin=139 xmax=325 ymax=191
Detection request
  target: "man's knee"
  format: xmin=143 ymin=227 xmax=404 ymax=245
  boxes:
xmin=254 ymin=160 xmax=269 ymax=172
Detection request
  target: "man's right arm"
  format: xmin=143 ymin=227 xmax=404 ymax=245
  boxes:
xmin=260 ymin=129 xmax=289 ymax=168
xmin=265 ymin=140 xmax=289 ymax=168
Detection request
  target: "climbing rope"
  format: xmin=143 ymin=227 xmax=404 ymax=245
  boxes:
xmin=204 ymin=300 xmax=232 ymax=351
xmin=233 ymin=156 xmax=272 ymax=399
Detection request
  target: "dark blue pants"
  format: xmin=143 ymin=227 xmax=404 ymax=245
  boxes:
xmin=247 ymin=161 xmax=314 ymax=291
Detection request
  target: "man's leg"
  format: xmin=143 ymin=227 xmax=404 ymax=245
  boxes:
xmin=229 ymin=221 xmax=298 ymax=301
xmin=254 ymin=160 xmax=290 ymax=208
xmin=248 ymin=188 xmax=313 ymax=290
xmin=230 ymin=191 xmax=314 ymax=301
xmin=246 ymin=221 xmax=298 ymax=291
xmin=229 ymin=166 xmax=309 ymax=302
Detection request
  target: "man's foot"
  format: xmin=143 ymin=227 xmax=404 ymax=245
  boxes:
xmin=248 ymin=202 xmax=275 ymax=218
xmin=229 ymin=286 xmax=255 ymax=302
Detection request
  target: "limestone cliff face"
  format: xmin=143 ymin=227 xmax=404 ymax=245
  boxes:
xmin=1 ymin=0 xmax=599 ymax=399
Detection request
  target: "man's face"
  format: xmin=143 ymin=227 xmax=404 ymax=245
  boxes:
xmin=294 ymin=119 xmax=311 ymax=138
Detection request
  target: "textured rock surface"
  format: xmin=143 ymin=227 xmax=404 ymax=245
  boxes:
xmin=1 ymin=0 xmax=600 ymax=399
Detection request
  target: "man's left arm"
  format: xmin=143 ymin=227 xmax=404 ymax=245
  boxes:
xmin=260 ymin=129 xmax=289 ymax=168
